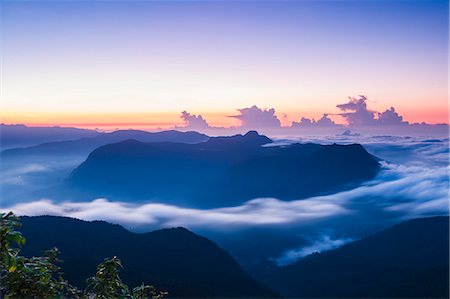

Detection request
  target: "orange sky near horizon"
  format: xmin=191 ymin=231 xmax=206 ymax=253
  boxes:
xmin=2 ymin=105 xmax=448 ymax=131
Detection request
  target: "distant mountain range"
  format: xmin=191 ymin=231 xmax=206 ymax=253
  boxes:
xmin=2 ymin=129 xmax=209 ymax=157
xmin=0 ymin=124 xmax=99 ymax=149
xmin=255 ymin=216 xmax=449 ymax=298
xmin=67 ymin=131 xmax=380 ymax=207
xmin=19 ymin=216 xmax=277 ymax=298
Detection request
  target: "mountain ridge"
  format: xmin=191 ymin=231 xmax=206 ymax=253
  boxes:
xmin=67 ymin=131 xmax=380 ymax=207
xmin=255 ymin=216 xmax=449 ymax=298
xmin=1 ymin=129 xmax=209 ymax=157
xmin=19 ymin=215 xmax=278 ymax=298
xmin=0 ymin=123 xmax=100 ymax=149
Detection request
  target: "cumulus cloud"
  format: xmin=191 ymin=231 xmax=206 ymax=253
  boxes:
xmin=290 ymin=95 xmax=427 ymax=132
xmin=173 ymin=96 xmax=447 ymax=136
xmin=294 ymin=117 xmax=313 ymax=126
xmin=336 ymin=95 xmax=378 ymax=126
xmin=335 ymin=95 xmax=416 ymax=128
xmin=230 ymin=105 xmax=281 ymax=129
xmin=180 ymin=111 xmax=210 ymax=129
xmin=377 ymin=107 xmax=408 ymax=126
xmin=292 ymin=114 xmax=339 ymax=128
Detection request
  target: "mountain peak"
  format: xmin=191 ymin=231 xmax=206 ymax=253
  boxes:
xmin=244 ymin=130 xmax=259 ymax=137
xmin=240 ymin=130 xmax=272 ymax=145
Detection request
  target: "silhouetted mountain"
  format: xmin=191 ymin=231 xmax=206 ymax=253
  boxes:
xmin=19 ymin=216 xmax=278 ymax=298
xmin=0 ymin=124 xmax=99 ymax=149
xmin=67 ymin=131 xmax=380 ymax=207
xmin=256 ymin=216 xmax=449 ymax=298
xmin=204 ymin=130 xmax=272 ymax=148
xmin=2 ymin=129 xmax=209 ymax=157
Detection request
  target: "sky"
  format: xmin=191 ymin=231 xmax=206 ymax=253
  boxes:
xmin=1 ymin=0 xmax=448 ymax=128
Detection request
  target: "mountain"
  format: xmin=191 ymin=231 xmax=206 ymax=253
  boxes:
xmin=0 ymin=124 xmax=99 ymax=149
xmin=256 ymin=216 xmax=449 ymax=298
xmin=19 ymin=216 xmax=278 ymax=298
xmin=67 ymin=131 xmax=380 ymax=207
xmin=1 ymin=129 xmax=209 ymax=157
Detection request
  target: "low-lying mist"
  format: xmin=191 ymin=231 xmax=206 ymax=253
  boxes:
xmin=1 ymin=135 xmax=448 ymax=265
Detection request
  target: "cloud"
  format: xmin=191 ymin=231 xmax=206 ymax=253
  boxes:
xmin=273 ymin=234 xmax=354 ymax=265
xmin=14 ymin=164 xmax=47 ymax=175
xmin=340 ymin=129 xmax=360 ymax=136
xmin=230 ymin=105 xmax=281 ymax=129
xmin=180 ymin=111 xmax=210 ymax=129
xmin=288 ymin=94 xmax=446 ymax=135
xmin=0 ymin=163 xmax=48 ymax=185
xmin=335 ymin=95 xmax=432 ymax=128
xmin=377 ymin=107 xmax=408 ymax=126
xmin=3 ymin=158 xmax=448 ymax=230
xmin=291 ymin=114 xmax=339 ymax=128
xmin=336 ymin=95 xmax=378 ymax=126
xmin=2 ymin=197 xmax=348 ymax=229
xmin=289 ymin=134 xmax=448 ymax=166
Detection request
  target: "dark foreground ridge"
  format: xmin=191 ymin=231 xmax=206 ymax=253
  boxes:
xmin=19 ymin=216 xmax=278 ymax=298
xmin=67 ymin=131 xmax=380 ymax=207
xmin=256 ymin=216 xmax=449 ymax=298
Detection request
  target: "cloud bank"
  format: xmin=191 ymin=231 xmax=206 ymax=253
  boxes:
xmin=291 ymin=114 xmax=339 ymax=128
xmin=3 ymin=197 xmax=347 ymax=229
xmin=3 ymin=159 xmax=448 ymax=230
xmin=336 ymin=95 xmax=409 ymax=126
xmin=177 ymin=95 xmax=448 ymax=136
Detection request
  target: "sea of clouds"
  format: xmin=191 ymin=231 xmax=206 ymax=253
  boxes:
xmin=1 ymin=134 xmax=448 ymax=264
xmin=4 ymin=160 xmax=448 ymax=228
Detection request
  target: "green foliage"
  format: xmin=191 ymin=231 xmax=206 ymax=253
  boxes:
xmin=84 ymin=257 xmax=167 ymax=299
xmin=2 ymin=248 xmax=80 ymax=299
xmin=84 ymin=256 xmax=130 ymax=299
xmin=0 ymin=212 xmax=25 ymax=271
xmin=0 ymin=212 xmax=165 ymax=299
xmin=132 ymin=283 xmax=166 ymax=299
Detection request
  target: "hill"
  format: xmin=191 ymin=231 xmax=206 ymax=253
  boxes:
xmin=256 ymin=216 xmax=449 ymax=298
xmin=1 ymin=129 xmax=209 ymax=157
xmin=0 ymin=124 xmax=99 ymax=149
xmin=19 ymin=216 xmax=277 ymax=298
